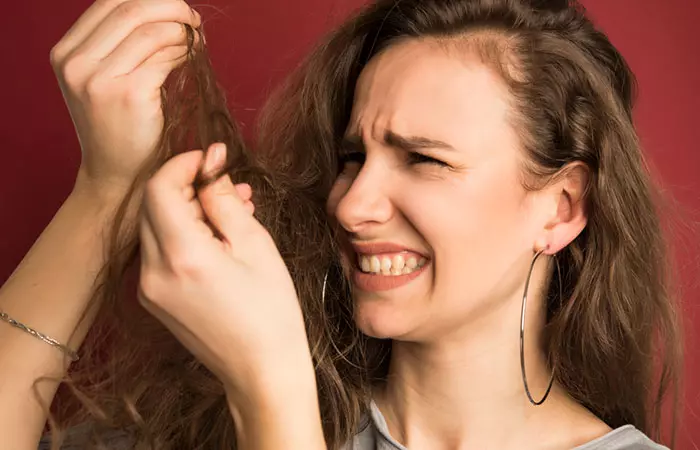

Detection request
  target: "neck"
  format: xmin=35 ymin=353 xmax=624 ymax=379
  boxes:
xmin=374 ymin=263 xmax=596 ymax=449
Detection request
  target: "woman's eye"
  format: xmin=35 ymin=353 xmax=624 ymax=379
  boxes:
xmin=406 ymin=152 xmax=448 ymax=167
xmin=337 ymin=151 xmax=448 ymax=173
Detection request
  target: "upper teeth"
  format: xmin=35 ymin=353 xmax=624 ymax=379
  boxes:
xmin=358 ymin=254 xmax=427 ymax=276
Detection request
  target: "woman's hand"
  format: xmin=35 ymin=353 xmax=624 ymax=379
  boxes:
xmin=138 ymin=144 xmax=325 ymax=449
xmin=51 ymin=0 xmax=201 ymax=198
xmin=137 ymin=143 xmax=316 ymax=401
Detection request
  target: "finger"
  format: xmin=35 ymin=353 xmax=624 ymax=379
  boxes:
xmin=153 ymin=150 xmax=204 ymax=189
xmin=74 ymin=0 xmax=201 ymax=63
xmin=144 ymin=150 xmax=207 ymax=245
xmin=119 ymin=52 xmax=188 ymax=104
xmin=98 ymin=22 xmax=191 ymax=77
xmin=185 ymin=182 xmax=252 ymax=203
xmin=190 ymin=197 xmax=205 ymax=222
xmin=54 ymin=0 xmax=199 ymax=64
xmin=52 ymin=0 xmax=132 ymax=63
xmin=197 ymin=144 xmax=255 ymax=242
xmin=145 ymin=196 xmax=218 ymax=258
xmin=243 ymin=200 xmax=255 ymax=216
xmin=201 ymin=185 xmax=253 ymax=222
xmin=142 ymin=44 xmax=188 ymax=66
xmin=123 ymin=42 xmax=198 ymax=95
xmin=124 ymin=49 xmax=187 ymax=93
xmin=235 ymin=183 xmax=253 ymax=201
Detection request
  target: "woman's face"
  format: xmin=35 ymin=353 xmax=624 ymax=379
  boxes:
xmin=326 ymin=39 xmax=549 ymax=342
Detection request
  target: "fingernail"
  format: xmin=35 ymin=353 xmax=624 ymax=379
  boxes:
xmin=205 ymin=143 xmax=226 ymax=174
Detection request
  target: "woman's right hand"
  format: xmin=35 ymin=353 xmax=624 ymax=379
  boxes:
xmin=50 ymin=0 xmax=201 ymax=198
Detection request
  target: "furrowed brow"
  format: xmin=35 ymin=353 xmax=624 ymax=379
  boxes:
xmin=341 ymin=130 xmax=455 ymax=152
xmin=385 ymin=130 xmax=455 ymax=151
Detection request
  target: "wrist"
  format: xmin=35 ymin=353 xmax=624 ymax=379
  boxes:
xmin=70 ymin=171 xmax=137 ymax=219
xmin=224 ymin=354 xmax=318 ymax=411
xmin=225 ymin=360 xmax=325 ymax=449
xmin=227 ymin=385 xmax=326 ymax=450
xmin=72 ymin=168 xmax=133 ymax=207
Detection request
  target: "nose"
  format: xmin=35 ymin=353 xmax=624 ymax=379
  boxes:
xmin=333 ymin=160 xmax=394 ymax=234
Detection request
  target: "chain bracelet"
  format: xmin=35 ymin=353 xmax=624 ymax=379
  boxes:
xmin=0 ymin=310 xmax=79 ymax=362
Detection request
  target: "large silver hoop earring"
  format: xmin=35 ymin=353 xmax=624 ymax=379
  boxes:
xmin=319 ymin=267 xmax=363 ymax=369
xmin=321 ymin=269 xmax=329 ymax=306
xmin=520 ymin=248 xmax=556 ymax=406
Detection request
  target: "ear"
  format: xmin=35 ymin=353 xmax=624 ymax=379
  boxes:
xmin=534 ymin=162 xmax=590 ymax=255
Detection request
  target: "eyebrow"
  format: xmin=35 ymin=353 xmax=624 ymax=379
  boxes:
xmin=340 ymin=130 xmax=455 ymax=153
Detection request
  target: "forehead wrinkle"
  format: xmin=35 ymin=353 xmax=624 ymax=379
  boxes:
xmin=348 ymin=37 xmax=518 ymax=164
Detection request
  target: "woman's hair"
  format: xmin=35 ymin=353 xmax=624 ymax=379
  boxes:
xmin=46 ymin=0 xmax=682 ymax=448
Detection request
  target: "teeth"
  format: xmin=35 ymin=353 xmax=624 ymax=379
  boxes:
xmin=370 ymin=256 xmax=381 ymax=273
xmin=360 ymin=256 xmax=371 ymax=272
xmin=381 ymin=257 xmax=392 ymax=275
xmin=358 ymin=253 xmax=428 ymax=276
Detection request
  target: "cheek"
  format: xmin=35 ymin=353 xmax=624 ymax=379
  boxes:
xmin=406 ymin=171 xmax=530 ymax=305
xmin=407 ymin=176 xmax=525 ymax=244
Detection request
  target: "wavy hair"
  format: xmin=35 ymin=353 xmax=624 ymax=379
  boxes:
xmin=47 ymin=0 xmax=682 ymax=448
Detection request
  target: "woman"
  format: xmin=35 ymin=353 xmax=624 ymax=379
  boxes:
xmin=0 ymin=0 xmax=681 ymax=448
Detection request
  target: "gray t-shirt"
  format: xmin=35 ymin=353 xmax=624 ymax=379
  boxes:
xmin=41 ymin=401 xmax=668 ymax=449
xmin=344 ymin=401 xmax=669 ymax=450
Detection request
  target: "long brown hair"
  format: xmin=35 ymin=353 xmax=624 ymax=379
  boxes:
xmin=48 ymin=0 xmax=682 ymax=448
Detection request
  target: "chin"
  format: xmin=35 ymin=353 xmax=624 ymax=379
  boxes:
xmin=352 ymin=292 xmax=417 ymax=340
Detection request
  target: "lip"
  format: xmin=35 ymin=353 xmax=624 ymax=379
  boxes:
xmin=351 ymin=241 xmax=429 ymax=258
xmin=346 ymin=241 xmax=431 ymax=293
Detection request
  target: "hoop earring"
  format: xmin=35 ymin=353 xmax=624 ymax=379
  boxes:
xmin=319 ymin=267 xmax=364 ymax=370
xmin=520 ymin=248 xmax=556 ymax=406
xmin=321 ymin=269 xmax=329 ymax=306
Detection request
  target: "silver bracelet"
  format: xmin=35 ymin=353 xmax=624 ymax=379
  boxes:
xmin=0 ymin=310 xmax=79 ymax=362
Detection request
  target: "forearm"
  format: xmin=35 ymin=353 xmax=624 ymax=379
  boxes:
xmin=227 ymin=358 xmax=326 ymax=450
xmin=0 ymin=182 xmax=126 ymax=449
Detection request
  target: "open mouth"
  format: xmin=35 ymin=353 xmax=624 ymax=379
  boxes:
xmin=350 ymin=250 xmax=431 ymax=292
xmin=356 ymin=253 xmax=428 ymax=276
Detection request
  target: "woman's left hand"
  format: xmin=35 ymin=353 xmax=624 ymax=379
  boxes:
xmin=137 ymin=142 xmax=314 ymax=401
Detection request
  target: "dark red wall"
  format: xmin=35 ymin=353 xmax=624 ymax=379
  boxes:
xmin=1 ymin=1 xmax=697 ymax=447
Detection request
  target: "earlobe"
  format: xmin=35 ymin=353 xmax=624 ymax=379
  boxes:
xmin=533 ymin=237 xmax=551 ymax=255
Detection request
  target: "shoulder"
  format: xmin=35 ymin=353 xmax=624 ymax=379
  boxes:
xmin=574 ymin=425 xmax=669 ymax=450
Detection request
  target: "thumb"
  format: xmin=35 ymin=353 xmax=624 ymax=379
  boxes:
xmin=198 ymin=143 xmax=252 ymax=242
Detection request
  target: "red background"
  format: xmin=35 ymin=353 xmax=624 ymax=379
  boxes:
xmin=1 ymin=0 xmax=698 ymax=447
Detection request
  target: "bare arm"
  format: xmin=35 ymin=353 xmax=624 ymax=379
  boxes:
xmin=0 ymin=182 xmax=124 ymax=449
xmin=0 ymin=0 xmax=201 ymax=445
